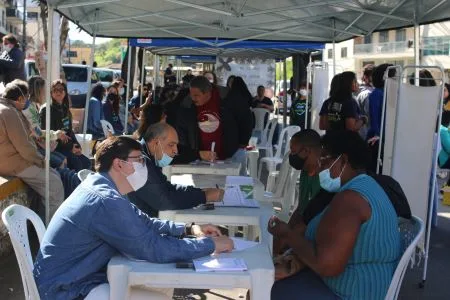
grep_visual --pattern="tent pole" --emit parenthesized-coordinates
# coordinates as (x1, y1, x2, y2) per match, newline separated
(140, 48, 146, 106)
(83, 9, 98, 139)
(332, 18, 336, 76)
(283, 58, 287, 127)
(414, 22, 420, 86)
(44, 6, 54, 225)
(153, 53, 157, 97)
(274, 59, 277, 117)
(125, 44, 132, 133)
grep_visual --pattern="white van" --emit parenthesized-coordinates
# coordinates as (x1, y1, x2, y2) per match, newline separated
(94, 67, 115, 89)
(62, 64, 98, 108)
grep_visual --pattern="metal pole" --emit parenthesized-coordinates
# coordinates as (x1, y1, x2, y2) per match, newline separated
(283, 58, 287, 127)
(83, 9, 98, 139)
(153, 53, 157, 97)
(22, 0, 26, 53)
(44, 7, 54, 225)
(274, 59, 277, 117)
(124, 44, 132, 133)
(414, 22, 420, 86)
(140, 48, 145, 106)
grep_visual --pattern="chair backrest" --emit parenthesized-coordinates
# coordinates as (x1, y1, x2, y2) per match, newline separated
(260, 118, 278, 146)
(2, 204, 46, 300)
(272, 154, 292, 198)
(273, 126, 301, 158)
(78, 169, 95, 182)
(100, 119, 115, 136)
(252, 108, 271, 131)
(384, 216, 424, 300)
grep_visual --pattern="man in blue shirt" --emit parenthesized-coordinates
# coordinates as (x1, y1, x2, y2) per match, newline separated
(33, 136, 233, 300)
(128, 123, 224, 216)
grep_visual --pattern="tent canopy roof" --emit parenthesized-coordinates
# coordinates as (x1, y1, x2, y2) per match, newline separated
(46, 0, 449, 46)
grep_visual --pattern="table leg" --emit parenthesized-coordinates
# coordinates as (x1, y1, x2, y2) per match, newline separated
(249, 266, 274, 300)
(107, 263, 131, 300)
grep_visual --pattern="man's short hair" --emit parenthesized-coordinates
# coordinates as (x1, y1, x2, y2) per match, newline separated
(362, 64, 374, 81)
(143, 123, 172, 142)
(291, 129, 321, 149)
(190, 76, 212, 93)
(95, 136, 142, 172)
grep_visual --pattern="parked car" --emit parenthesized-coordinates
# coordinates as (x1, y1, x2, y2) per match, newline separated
(24, 59, 40, 80)
(94, 67, 115, 88)
(62, 64, 98, 108)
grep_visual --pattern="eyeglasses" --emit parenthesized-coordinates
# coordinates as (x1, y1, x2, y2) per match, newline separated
(52, 87, 65, 93)
(125, 155, 148, 167)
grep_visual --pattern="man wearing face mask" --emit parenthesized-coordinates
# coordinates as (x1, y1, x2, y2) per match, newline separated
(290, 84, 309, 128)
(0, 34, 25, 84)
(33, 136, 234, 300)
(127, 123, 224, 217)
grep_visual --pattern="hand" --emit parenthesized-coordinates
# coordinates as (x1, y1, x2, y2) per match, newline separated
(360, 115, 368, 125)
(72, 144, 82, 155)
(212, 236, 234, 254)
(203, 188, 224, 202)
(367, 136, 380, 146)
(192, 224, 222, 237)
(273, 236, 289, 256)
(59, 132, 71, 144)
(199, 151, 216, 162)
(274, 260, 291, 281)
(268, 216, 291, 238)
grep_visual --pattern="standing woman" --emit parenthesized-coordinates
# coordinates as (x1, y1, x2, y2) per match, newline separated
(102, 85, 124, 135)
(40, 79, 91, 172)
(319, 72, 366, 132)
(0, 34, 25, 84)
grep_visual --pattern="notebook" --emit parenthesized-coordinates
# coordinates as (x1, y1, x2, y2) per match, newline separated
(215, 185, 260, 208)
(193, 257, 248, 272)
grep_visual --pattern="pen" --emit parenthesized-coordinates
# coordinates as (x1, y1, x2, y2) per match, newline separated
(210, 142, 216, 164)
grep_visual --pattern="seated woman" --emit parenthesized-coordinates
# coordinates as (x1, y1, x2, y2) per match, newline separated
(269, 130, 401, 300)
(23, 76, 68, 169)
(40, 80, 91, 172)
(87, 83, 105, 139)
(102, 85, 124, 135)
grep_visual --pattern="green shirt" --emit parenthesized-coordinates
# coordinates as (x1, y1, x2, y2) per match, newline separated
(298, 172, 321, 215)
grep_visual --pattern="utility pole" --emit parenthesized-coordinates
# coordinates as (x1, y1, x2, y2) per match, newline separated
(22, 0, 26, 53)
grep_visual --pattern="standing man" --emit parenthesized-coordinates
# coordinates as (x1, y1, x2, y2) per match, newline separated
(176, 76, 253, 174)
(0, 34, 25, 84)
(34, 136, 233, 300)
(182, 69, 195, 86)
(128, 123, 224, 217)
(252, 85, 274, 112)
(356, 64, 374, 140)
(164, 64, 176, 86)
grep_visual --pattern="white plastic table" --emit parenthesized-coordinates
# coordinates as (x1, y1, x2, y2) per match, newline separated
(107, 244, 274, 300)
(163, 161, 241, 178)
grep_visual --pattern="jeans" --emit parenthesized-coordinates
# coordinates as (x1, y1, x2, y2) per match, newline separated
(271, 270, 340, 300)
(57, 168, 82, 199)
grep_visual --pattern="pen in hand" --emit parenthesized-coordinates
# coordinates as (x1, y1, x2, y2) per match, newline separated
(210, 141, 216, 164)
(216, 184, 224, 205)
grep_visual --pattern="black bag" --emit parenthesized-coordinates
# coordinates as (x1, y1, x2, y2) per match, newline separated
(368, 172, 412, 219)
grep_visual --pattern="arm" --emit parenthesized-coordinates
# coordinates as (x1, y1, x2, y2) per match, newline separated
(282, 190, 370, 277)
(319, 115, 329, 130)
(4, 110, 44, 167)
(440, 126, 450, 154)
(345, 118, 364, 132)
(0, 49, 24, 69)
(172, 143, 200, 164)
(128, 163, 206, 211)
(102, 102, 113, 124)
(90, 198, 215, 262)
(369, 94, 382, 137)
(89, 100, 104, 136)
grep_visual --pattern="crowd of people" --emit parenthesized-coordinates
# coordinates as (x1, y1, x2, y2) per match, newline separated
(1, 46, 444, 299)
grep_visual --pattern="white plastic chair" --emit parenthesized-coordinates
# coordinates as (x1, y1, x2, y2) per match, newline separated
(252, 108, 271, 132)
(100, 119, 115, 137)
(258, 125, 301, 181)
(257, 118, 278, 157)
(384, 216, 425, 300)
(78, 169, 95, 182)
(2, 204, 46, 300)
(262, 154, 299, 222)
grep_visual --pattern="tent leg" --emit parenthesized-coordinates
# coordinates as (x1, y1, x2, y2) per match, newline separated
(332, 18, 336, 76)
(283, 58, 287, 127)
(44, 7, 55, 225)
(140, 48, 146, 106)
(82, 10, 98, 139)
(125, 44, 132, 134)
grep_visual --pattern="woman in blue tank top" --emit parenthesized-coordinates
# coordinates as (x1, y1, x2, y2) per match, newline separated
(270, 130, 401, 300)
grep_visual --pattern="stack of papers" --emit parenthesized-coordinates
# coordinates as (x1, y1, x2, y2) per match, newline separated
(215, 185, 260, 208)
(231, 237, 259, 252)
(193, 257, 248, 272)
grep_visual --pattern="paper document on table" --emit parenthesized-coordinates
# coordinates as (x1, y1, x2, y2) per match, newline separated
(225, 176, 254, 186)
(193, 257, 248, 272)
(215, 185, 259, 208)
(231, 237, 259, 252)
(189, 160, 225, 165)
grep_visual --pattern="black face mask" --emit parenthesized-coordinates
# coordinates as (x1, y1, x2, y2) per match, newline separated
(289, 154, 306, 170)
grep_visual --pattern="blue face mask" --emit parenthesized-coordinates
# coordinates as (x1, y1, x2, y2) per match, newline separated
(319, 155, 346, 192)
(155, 142, 174, 167)
(23, 99, 31, 110)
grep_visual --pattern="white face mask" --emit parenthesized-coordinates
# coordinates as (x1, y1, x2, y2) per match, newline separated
(299, 89, 308, 97)
(4, 44, 13, 53)
(123, 161, 148, 191)
(119, 88, 124, 95)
